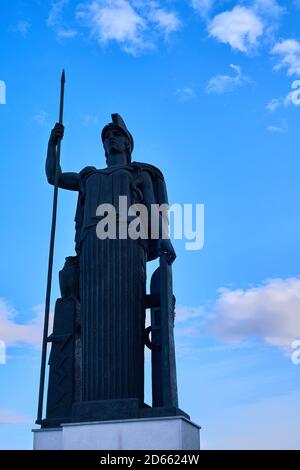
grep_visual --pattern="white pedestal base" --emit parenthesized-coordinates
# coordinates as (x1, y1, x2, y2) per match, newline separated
(33, 416, 200, 450)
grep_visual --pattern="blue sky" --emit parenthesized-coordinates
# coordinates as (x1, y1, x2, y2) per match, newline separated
(0, 0, 300, 449)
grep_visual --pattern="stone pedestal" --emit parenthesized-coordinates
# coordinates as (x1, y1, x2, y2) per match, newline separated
(33, 416, 200, 450)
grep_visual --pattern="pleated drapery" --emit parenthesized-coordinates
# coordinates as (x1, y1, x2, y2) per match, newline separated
(80, 230, 146, 402)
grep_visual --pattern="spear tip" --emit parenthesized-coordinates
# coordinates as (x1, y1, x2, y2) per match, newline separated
(61, 69, 66, 83)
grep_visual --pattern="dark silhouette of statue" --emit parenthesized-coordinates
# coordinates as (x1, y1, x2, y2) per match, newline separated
(43, 114, 188, 427)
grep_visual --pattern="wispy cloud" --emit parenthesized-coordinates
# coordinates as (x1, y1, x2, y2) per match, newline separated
(266, 97, 281, 112)
(175, 87, 197, 102)
(76, 0, 181, 55)
(0, 299, 51, 349)
(271, 39, 300, 76)
(253, 0, 285, 18)
(267, 120, 288, 133)
(48, 0, 78, 39)
(148, 7, 181, 36)
(191, 0, 284, 22)
(176, 305, 203, 322)
(33, 110, 48, 126)
(57, 28, 78, 38)
(266, 80, 300, 111)
(206, 64, 250, 94)
(80, 113, 100, 126)
(190, 0, 215, 19)
(11, 20, 31, 37)
(208, 6, 264, 53)
(47, 0, 70, 27)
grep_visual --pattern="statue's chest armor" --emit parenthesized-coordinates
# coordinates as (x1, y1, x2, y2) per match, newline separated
(83, 167, 136, 228)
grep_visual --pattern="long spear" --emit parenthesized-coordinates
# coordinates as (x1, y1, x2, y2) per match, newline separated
(37, 70, 65, 424)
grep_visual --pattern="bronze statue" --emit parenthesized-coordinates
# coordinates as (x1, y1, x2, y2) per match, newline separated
(38, 75, 188, 426)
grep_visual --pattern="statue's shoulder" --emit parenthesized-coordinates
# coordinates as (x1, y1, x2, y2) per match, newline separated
(79, 166, 97, 178)
(77, 166, 97, 194)
(132, 162, 165, 181)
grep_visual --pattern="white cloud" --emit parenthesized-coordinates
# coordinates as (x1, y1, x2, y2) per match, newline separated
(209, 277, 300, 349)
(272, 39, 300, 76)
(57, 28, 78, 38)
(77, 0, 146, 50)
(190, 0, 214, 19)
(149, 7, 181, 35)
(47, 0, 70, 26)
(33, 110, 48, 126)
(254, 0, 284, 18)
(175, 326, 202, 338)
(76, 0, 181, 54)
(172, 305, 203, 339)
(11, 20, 31, 37)
(175, 87, 197, 102)
(267, 120, 288, 133)
(175, 305, 203, 322)
(77, 0, 147, 53)
(48, 0, 78, 39)
(191, 0, 283, 21)
(208, 6, 264, 53)
(267, 81, 300, 111)
(80, 113, 100, 126)
(206, 64, 250, 94)
(0, 299, 51, 349)
(266, 97, 281, 112)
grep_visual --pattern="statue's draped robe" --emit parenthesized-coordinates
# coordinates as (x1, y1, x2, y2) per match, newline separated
(75, 163, 168, 403)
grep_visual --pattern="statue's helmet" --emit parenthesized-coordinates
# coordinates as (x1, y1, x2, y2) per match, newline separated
(101, 113, 134, 155)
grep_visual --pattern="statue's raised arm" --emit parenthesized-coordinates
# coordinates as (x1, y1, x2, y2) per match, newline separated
(46, 123, 80, 191)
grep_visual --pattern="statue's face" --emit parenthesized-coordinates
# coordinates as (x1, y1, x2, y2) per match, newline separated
(103, 127, 129, 156)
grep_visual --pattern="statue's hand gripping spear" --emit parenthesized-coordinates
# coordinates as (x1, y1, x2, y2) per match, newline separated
(36, 70, 65, 424)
